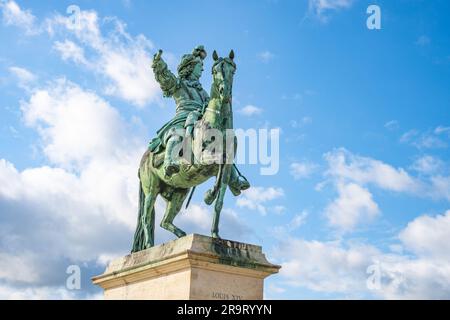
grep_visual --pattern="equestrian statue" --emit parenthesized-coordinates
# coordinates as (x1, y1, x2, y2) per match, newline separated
(132, 46, 250, 252)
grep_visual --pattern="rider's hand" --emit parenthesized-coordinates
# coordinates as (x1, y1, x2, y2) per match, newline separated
(151, 50, 163, 69)
(153, 49, 163, 62)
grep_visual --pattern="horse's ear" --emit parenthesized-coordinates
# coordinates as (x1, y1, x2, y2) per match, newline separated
(213, 50, 219, 61)
(229, 50, 235, 60)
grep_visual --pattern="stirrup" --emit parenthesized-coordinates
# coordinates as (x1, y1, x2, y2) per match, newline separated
(164, 162, 180, 177)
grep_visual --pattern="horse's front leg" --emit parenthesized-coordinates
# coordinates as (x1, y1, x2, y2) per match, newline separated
(211, 164, 231, 238)
(204, 163, 223, 205)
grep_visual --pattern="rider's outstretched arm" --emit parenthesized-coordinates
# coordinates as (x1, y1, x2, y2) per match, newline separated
(152, 50, 178, 97)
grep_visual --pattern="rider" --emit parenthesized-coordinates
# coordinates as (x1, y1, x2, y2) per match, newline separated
(149, 46, 208, 177)
(149, 46, 249, 194)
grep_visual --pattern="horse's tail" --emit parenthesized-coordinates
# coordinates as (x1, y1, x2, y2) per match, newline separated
(131, 176, 145, 253)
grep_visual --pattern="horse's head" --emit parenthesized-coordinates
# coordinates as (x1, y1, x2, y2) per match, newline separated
(193, 50, 236, 166)
(212, 50, 236, 104)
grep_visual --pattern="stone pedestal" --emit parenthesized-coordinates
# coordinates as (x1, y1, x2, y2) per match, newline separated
(92, 234, 280, 300)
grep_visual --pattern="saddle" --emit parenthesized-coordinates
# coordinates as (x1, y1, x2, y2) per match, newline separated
(139, 148, 165, 170)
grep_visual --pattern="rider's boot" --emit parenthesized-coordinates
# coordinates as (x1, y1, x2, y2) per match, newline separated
(163, 136, 181, 177)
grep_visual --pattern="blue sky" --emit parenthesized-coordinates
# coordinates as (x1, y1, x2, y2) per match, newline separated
(0, 0, 449, 299)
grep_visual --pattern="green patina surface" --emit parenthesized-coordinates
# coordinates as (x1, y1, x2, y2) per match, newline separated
(131, 47, 250, 253)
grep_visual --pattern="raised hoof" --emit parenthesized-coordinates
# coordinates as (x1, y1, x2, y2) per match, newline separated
(240, 179, 250, 191)
(229, 185, 241, 196)
(229, 178, 250, 196)
(204, 189, 215, 205)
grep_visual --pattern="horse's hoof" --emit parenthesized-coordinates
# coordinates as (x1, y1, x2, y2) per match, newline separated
(174, 229, 186, 238)
(229, 185, 241, 196)
(239, 179, 250, 191)
(211, 232, 221, 239)
(145, 242, 154, 249)
(164, 163, 180, 177)
(229, 178, 250, 196)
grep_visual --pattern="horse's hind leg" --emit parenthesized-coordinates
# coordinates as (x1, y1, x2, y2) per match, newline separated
(211, 183, 227, 239)
(142, 193, 157, 248)
(160, 189, 189, 238)
(141, 172, 159, 249)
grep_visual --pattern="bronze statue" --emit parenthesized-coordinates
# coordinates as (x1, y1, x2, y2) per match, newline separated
(132, 47, 249, 252)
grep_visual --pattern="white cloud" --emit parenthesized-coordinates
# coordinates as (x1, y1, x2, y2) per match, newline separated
(0, 77, 147, 298)
(377, 257, 450, 299)
(381, 210, 450, 299)
(274, 211, 450, 299)
(0, 0, 39, 35)
(324, 148, 419, 193)
(410, 155, 444, 175)
(8, 66, 36, 89)
(290, 161, 318, 179)
(21, 78, 133, 170)
(46, 9, 160, 107)
(308, 0, 354, 22)
(399, 210, 450, 261)
(416, 135, 447, 149)
(258, 50, 274, 63)
(384, 120, 399, 131)
(321, 148, 450, 232)
(236, 186, 284, 215)
(9, 66, 36, 83)
(122, 0, 132, 9)
(239, 104, 262, 116)
(290, 117, 312, 128)
(274, 238, 377, 293)
(321, 149, 450, 232)
(435, 126, 450, 135)
(272, 205, 286, 215)
(271, 210, 309, 237)
(53, 40, 89, 66)
(0, 252, 40, 284)
(0, 159, 136, 288)
(282, 93, 303, 101)
(400, 129, 448, 149)
(429, 175, 450, 202)
(179, 204, 211, 231)
(1, 57, 252, 297)
(399, 129, 418, 143)
(0, 283, 80, 300)
(324, 182, 380, 232)
(2, 3, 160, 107)
(178, 206, 250, 240)
(290, 211, 308, 230)
(267, 283, 286, 295)
(37, 84, 140, 225)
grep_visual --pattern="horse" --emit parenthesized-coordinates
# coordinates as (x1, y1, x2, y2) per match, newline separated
(132, 50, 244, 252)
